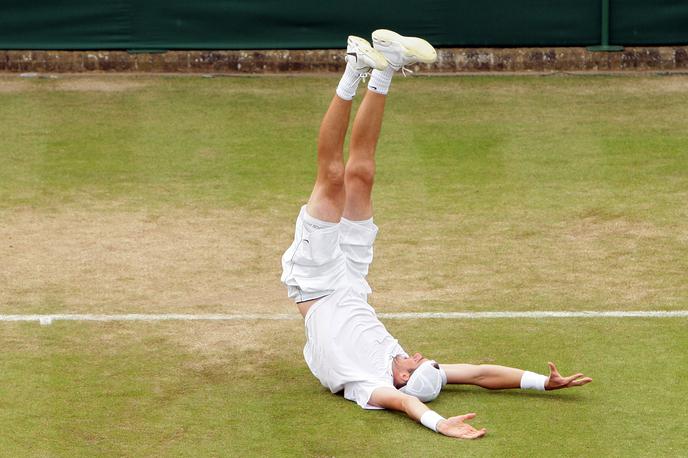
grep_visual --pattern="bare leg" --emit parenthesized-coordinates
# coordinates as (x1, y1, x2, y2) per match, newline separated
(342, 90, 387, 220)
(306, 95, 352, 222)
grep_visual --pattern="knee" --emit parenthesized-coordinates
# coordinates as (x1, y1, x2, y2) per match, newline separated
(321, 162, 345, 189)
(345, 160, 375, 186)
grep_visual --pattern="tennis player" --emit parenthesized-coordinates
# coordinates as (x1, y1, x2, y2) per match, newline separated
(281, 30, 592, 439)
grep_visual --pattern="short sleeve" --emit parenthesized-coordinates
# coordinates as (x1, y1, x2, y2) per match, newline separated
(344, 380, 394, 410)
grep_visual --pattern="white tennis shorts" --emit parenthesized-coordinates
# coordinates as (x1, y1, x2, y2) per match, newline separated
(281, 205, 378, 302)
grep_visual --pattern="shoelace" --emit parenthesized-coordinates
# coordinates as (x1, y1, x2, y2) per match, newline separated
(400, 66, 414, 77)
(357, 71, 371, 83)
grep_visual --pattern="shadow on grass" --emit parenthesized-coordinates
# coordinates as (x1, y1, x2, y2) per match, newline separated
(440, 385, 588, 402)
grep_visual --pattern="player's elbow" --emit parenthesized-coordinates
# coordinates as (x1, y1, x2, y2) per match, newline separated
(399, 393, 423, 414)
(472, 364, 508, 389)
(472, 364, 495, 386)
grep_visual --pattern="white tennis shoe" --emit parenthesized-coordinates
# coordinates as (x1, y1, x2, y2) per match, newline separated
(372, 29, 437, 73)
(345, 35, 388, 74)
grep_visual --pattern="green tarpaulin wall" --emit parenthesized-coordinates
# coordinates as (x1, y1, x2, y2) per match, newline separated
(0, 0, 686, 49)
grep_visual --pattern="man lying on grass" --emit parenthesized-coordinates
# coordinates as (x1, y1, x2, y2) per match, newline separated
(281, 29, 592, 439)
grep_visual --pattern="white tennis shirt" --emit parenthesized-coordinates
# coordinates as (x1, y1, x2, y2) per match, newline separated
(303, 287, 408, 409)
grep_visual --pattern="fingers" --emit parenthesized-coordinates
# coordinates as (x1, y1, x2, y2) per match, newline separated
(444, 413, 486, 439)
(462, 428, 487, 439)
(456, 412, 476, 421)
(570, 377, 593, 387)
(447, 425, 487, 439)
(445, 413, 476, 423)
(557, 374, 592, 388)
(564, 372, 584, 384)
(548, 361, 559, 375)
(447, 412, 487, 439)
(550, 362, 592, 386)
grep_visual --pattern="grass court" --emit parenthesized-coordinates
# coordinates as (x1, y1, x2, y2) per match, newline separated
(1, 74, 687, 456)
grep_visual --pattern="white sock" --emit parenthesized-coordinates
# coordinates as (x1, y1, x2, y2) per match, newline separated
(336, 63, 364, 101)
(367, 66, 395, 95)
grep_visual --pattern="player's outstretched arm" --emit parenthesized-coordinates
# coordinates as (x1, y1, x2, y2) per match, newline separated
(368, 387, 486, 439)
(439, 361, 592, 391)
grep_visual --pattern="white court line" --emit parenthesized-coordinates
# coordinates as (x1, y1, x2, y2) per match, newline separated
(1, 310, 687, 325)
(381, 311, 688, 319)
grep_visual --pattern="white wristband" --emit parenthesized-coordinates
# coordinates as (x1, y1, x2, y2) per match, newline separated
(420, 410, 445, 432)
(520, 371, 548, 391)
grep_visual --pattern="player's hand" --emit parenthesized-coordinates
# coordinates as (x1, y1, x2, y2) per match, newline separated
(437, 413, 486, 439)
(545, 362, 592, 390)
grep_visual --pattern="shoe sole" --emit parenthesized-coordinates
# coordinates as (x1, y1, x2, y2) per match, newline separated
(372, 29, 437, 64)
(348, 35, 389, 71)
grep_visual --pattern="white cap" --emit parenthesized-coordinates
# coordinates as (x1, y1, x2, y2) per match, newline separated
(399, 360, 447, 402)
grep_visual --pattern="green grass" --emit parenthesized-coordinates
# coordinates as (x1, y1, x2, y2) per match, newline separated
(1, 77, 324, 210)
(1, 74, 687, 455)
(2, 76, 687, 217)
(1, 319, 686, 456)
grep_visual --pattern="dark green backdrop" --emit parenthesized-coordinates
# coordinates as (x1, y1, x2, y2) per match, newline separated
(1, 0, 686, 49)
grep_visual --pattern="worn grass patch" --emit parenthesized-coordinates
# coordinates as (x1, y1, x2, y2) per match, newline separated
(0, 206, 287, 314)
